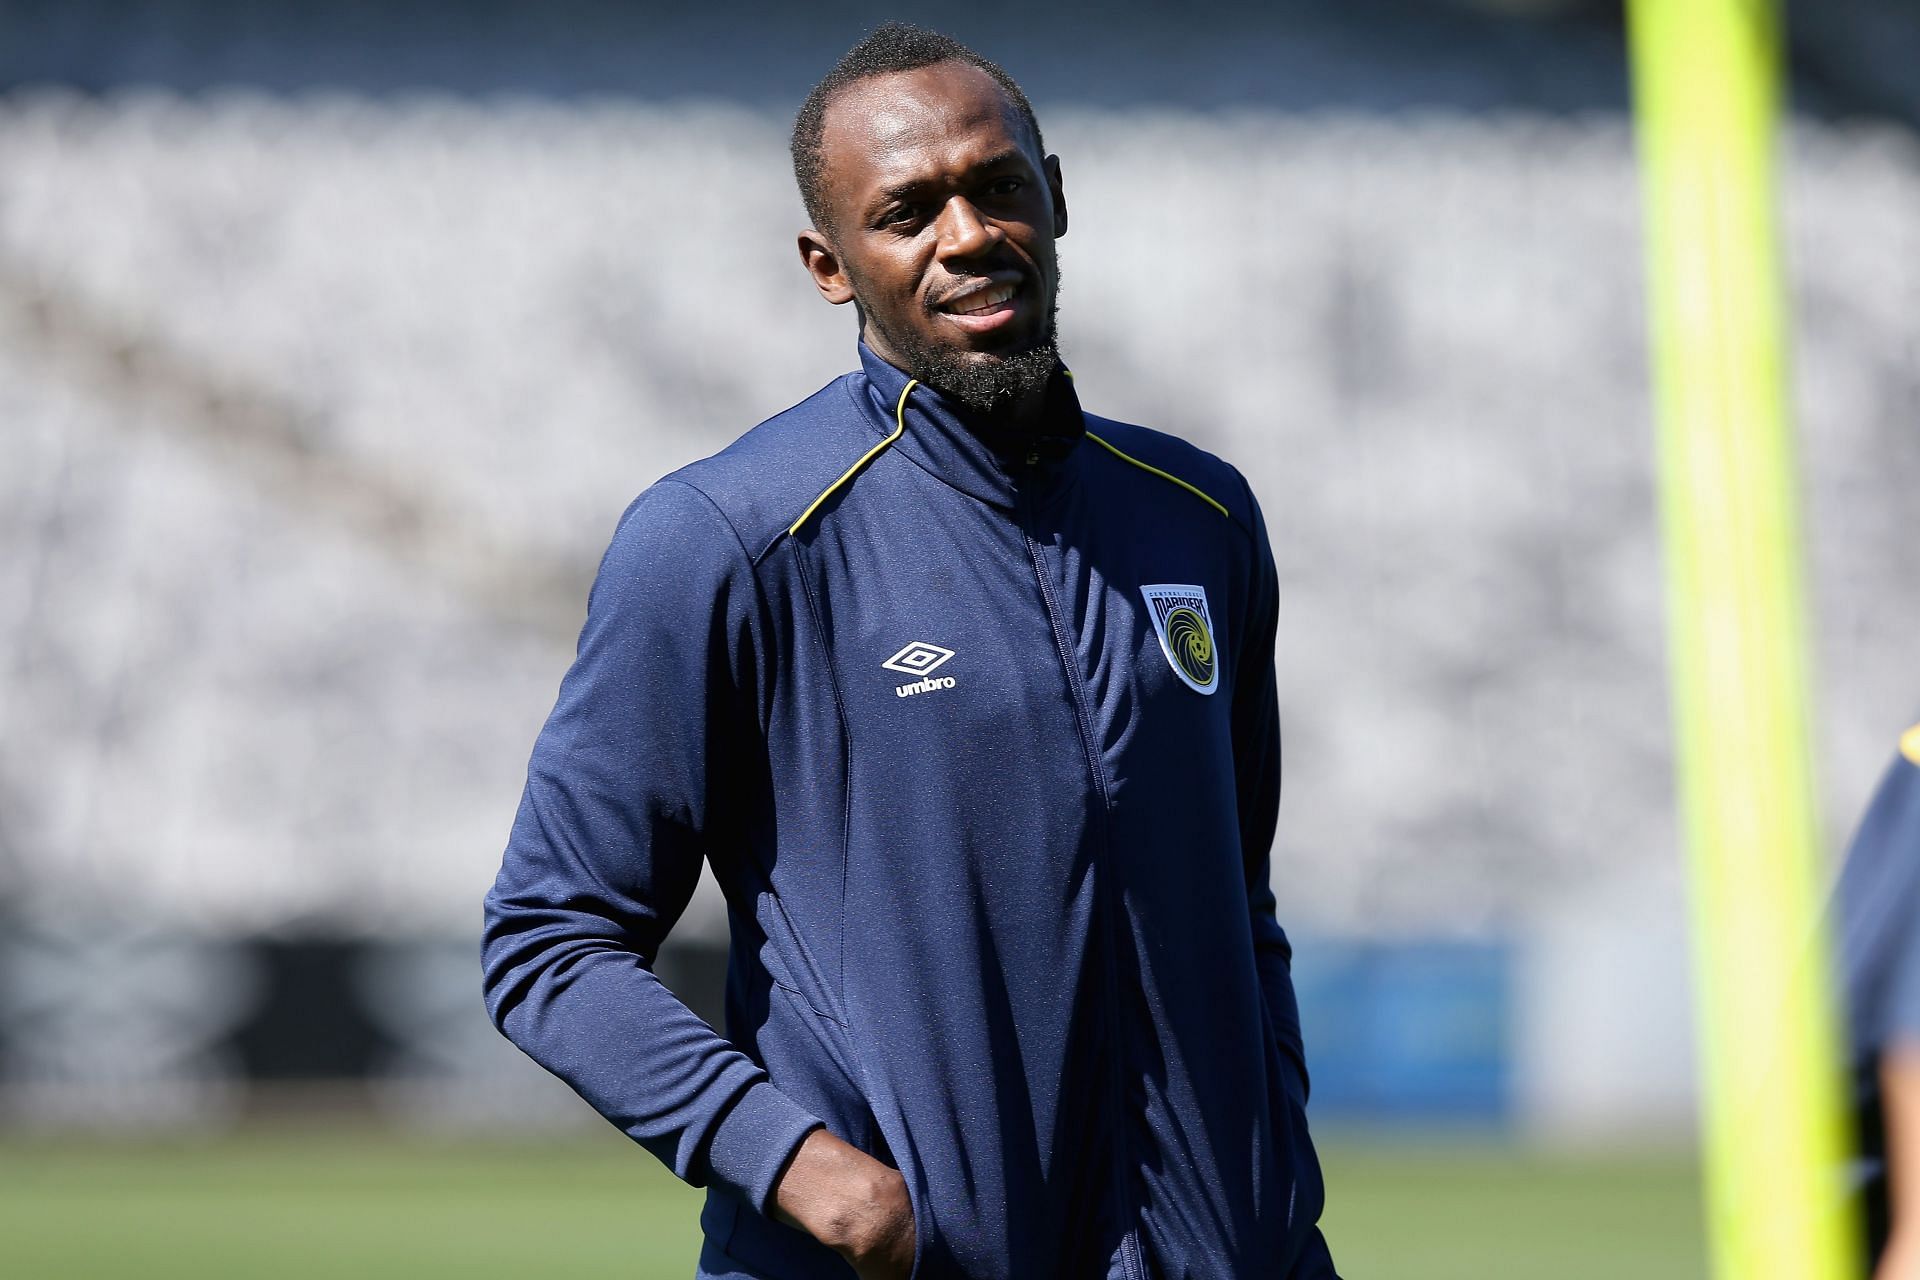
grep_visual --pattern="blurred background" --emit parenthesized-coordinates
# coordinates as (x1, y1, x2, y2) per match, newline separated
(3, 1, 1918, 1276)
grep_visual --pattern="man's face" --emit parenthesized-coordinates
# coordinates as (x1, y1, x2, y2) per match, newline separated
(799, 61, 1068, 412)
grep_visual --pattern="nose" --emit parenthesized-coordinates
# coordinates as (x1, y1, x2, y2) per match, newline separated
(934, 197, 1004, 261)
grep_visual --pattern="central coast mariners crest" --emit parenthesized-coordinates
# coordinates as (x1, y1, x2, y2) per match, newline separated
(1140, 584, 1220, 695)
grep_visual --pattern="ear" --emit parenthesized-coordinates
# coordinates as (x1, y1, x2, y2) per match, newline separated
(797, 229, 856, 305)
(1045, 155, 1068, 238)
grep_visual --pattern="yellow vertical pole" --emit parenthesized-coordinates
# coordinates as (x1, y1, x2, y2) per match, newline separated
(1625, 3, 1854, 1277)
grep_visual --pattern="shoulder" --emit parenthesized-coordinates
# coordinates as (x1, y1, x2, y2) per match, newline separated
(591, 375, 874, 592)
(653, 374, 883, 562)
(1839, 716, 1920, 1035)
(1081, 413, 1260, 539)
(1839, 719, 1920, 914)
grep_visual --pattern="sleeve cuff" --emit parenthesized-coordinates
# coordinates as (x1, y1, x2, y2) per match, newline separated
(703, 1079, 824, 1215)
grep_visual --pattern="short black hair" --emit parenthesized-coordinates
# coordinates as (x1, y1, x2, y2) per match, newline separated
(791, 22, 1045, 233)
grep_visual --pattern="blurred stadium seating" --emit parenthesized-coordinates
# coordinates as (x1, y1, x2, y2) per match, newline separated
(2, 21, 1918, 1144)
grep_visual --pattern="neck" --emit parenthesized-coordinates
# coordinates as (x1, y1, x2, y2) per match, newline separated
(982, 382, 1053, 432)
(856, 340, 1085, 494)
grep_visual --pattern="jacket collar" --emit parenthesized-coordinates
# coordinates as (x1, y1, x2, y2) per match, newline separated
(855, 341, 1084, 512)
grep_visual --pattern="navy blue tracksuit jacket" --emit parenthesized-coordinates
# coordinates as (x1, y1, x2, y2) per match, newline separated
(1837, 720, 1920, 1263)
(483, 343, 1336, 1279)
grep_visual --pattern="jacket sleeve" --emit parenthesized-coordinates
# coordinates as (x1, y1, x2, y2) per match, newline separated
(1839, 734, 1920, 1055)
(1233, 475, 1312, 1110)
(481, 479, 821, 1213)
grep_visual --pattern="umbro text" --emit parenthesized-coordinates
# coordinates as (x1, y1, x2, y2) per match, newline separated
(895, 676, 957, 698)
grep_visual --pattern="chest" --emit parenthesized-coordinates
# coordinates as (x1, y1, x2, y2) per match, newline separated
(786, 466, 1244, 795)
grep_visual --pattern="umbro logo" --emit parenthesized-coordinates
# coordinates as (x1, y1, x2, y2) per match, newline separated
(883, 641, 957, 698)
(882, 642, 954, 676)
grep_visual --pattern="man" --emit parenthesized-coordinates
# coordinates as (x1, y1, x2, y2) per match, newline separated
(484, 23, 1337, 1279)
(1838, 718, 1920, 1279)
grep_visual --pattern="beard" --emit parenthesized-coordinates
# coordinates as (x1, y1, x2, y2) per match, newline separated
(906, 338, 1061, 416)
(860, 266, 1063, 417)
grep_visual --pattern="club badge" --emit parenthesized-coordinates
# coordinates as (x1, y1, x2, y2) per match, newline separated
(1140, 584, 1219, 695)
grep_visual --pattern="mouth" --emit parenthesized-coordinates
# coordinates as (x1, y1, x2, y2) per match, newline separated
(933, 274, 1026, 335)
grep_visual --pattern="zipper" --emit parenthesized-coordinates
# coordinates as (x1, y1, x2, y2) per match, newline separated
(1016, 472, 1147, 1280)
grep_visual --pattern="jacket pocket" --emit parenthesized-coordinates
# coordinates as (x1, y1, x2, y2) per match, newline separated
(903, 1173, 930, 1280)
(719, 1198, 850, 1280)
(761, 886, 845, 1026)
(864, 1101, 933, 1280)
(763, 981, 880, 1153)
(713, 1121, 926, 1280)
(1282, 1091, 1326, 1241)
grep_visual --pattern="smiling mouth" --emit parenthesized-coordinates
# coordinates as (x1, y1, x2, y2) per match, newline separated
(934, 277, 1026, 334)
(941, 280, 1020, 315)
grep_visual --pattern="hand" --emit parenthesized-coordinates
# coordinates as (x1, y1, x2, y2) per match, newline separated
(773, 1128, 916, 1279)
(1879, 1229, 1920, 1280)
(1881, 1048, 1920, 1280)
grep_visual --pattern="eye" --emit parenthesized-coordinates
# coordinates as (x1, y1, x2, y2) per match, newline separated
(878, 200, 932, 230)
(985, 177, 1025, 198)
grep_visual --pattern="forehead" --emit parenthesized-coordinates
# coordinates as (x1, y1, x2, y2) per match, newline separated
(817, 62, 1035, 206)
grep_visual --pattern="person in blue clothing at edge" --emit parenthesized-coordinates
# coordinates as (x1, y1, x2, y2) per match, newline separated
(483, 21, 1338, 1280)
(1838, 717, 1920, 1279)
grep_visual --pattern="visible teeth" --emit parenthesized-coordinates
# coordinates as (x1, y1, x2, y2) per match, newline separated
(949, 283, 1016, 315)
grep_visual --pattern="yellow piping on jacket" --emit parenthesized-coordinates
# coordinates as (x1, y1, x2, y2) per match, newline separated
(1059, 370, 1229, 519)
(1084, 432, 1230, 519)
(789, 374, 1230, 531)
(788, 379, 917, 537)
